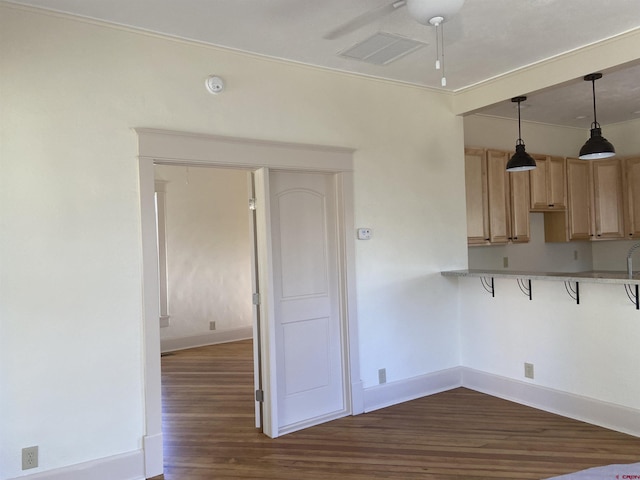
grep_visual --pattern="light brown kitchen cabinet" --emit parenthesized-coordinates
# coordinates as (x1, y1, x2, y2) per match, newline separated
(566, 158, 593, 240)
(529, 154, 566, 211)
(592, 158, 625, 239)
(623, 156, 640, 238)
(465, 149, 530, 245)
(508, 159, 531, 243)
(464, 148, 490, 245)
(486, 150, 511, 243)
(566, 157, 625, 240)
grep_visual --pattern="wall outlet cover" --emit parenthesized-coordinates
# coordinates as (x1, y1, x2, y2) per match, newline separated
(22, 446, 38, 470)
(524, 362, 534, 379)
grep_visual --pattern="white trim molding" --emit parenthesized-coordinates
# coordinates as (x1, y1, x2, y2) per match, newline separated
(363, 367, 463, 413)
(462, 368, 640, 438)
(161, 326, 253, 353)
(7, 451, 144, 480)
(362, 366, 640, 438)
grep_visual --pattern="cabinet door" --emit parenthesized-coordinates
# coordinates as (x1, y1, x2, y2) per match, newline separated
(530, 155, 566, 211)
(529, 154, 550, 210)
(486, 150, 511, 244)
(510, 169, 530, 242)
(464, 148, 490, 245)
(547, 156, 567, 209)
(566, 158, 593, 240)
(624, 157, 640, 238)
(592, 158, 625, 239)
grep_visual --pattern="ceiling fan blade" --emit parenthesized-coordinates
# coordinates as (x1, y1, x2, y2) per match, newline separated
(323, 1, 406, 40)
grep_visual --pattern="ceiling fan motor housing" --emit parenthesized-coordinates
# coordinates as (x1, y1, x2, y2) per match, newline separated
(406, 0, 465, 24)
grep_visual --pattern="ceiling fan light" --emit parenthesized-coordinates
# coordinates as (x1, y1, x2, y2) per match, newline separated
(579, 127, 616, 160)
(506, 144, 537, 172)
(406, 0, 465, 25)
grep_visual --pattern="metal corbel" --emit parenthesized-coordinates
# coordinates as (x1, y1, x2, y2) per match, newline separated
(564, 281, 580, 305)
(480, 277, 494, 297)
(624, 284, 639, 310)
(516, 278, 532, 300)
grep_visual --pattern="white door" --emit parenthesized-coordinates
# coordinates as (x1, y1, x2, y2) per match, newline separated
(255, 169, 348, 436)
(270, 170, 347, 431)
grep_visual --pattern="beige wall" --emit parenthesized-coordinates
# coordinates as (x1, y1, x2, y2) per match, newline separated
(154, 165, 253, 349)
(0, 5, 466, 478)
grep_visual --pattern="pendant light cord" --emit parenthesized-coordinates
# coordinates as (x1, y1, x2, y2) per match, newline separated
(440, 23, 446, 86)
(591, 77, 599, 128)
(517, 99, 523, 145)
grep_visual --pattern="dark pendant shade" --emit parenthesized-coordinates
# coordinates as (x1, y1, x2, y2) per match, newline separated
(506, 96, 536, 172)
(506, 143, 537, 171)
(579, 126, 615, 160)
(579, 73, 615, 160)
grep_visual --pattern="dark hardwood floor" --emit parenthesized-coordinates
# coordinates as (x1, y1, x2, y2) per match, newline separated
(160, 340, 640, 479)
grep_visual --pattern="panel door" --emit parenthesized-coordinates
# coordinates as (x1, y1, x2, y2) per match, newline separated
(529, 154, 550, 211)
(566, 158, 593, 240)
(464, 148, 490, 245)
(486, 150, 511, 244)
(269, 170, 346, 432)
(624, 157, 640, 238)
(509, 169, 530, 243)
(547, 155, 567, 210)
(592, 158, 625, 239)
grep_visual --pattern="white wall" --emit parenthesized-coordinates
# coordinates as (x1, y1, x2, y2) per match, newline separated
(0, 5, 466, 478)
(154, 165, 253, 350)
(467, 213, 594, 272)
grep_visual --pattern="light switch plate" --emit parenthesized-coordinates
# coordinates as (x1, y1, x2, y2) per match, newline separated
(357, 228, 372, 240)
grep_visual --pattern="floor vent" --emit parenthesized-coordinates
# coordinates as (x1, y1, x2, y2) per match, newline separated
(338, 32, 427, 65)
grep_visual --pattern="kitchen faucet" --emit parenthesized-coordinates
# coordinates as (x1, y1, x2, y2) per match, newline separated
(627, 242, 640, 278)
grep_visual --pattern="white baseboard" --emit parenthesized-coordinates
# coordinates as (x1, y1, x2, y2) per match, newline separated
(462, 367, 640, 438)
(161, 326, 252, 353)
(351, 380, 365, 415)
(363, 366, 463, 413)
(143, 433, 163, 478)
(361, 366, 640, 438)
(8, 450, 145, 480)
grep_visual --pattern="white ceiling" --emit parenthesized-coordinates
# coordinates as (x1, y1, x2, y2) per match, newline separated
(9, 0, 640, 127)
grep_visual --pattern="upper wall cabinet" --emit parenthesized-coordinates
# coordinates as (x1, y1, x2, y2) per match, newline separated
(529, 155, 566, 211)
(566, 157, 625, 241)
(464, 148, 490, 245)
(465, 148, 530, 245)
(623, 157, 640, 238)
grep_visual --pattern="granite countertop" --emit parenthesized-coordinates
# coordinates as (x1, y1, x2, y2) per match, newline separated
(441, 269, 640, 285)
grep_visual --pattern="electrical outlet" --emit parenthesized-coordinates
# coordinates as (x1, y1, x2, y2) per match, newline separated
(22, 446, 38, 470)
(503, 257, 509, 268)
(209, 321, 216, 331)
(524, 362, 534, 379)
(378, 368, 386, 384)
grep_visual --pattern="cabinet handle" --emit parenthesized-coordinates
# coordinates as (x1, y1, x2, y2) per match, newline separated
(548, 204, 554, 207)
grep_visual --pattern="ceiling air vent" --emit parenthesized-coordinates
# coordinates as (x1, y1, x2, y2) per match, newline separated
(339, 32, 427, 66)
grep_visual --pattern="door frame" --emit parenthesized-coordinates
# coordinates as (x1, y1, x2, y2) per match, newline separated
(136, 128, 363, 477)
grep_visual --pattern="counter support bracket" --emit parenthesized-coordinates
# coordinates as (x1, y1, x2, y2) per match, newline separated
(564, 281, 580, 305)
(517, 279, 532, 300)
(480, 277, 494, 297)
(624, 284, 639, 310)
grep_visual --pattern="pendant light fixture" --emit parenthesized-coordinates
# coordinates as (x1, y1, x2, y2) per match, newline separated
(506, 96, 537, 172)
(406, 0, 465, 87)
(579, 73, 615, 160)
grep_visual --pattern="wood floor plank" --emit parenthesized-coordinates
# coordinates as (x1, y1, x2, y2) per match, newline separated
(160, 340, 640, 479)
